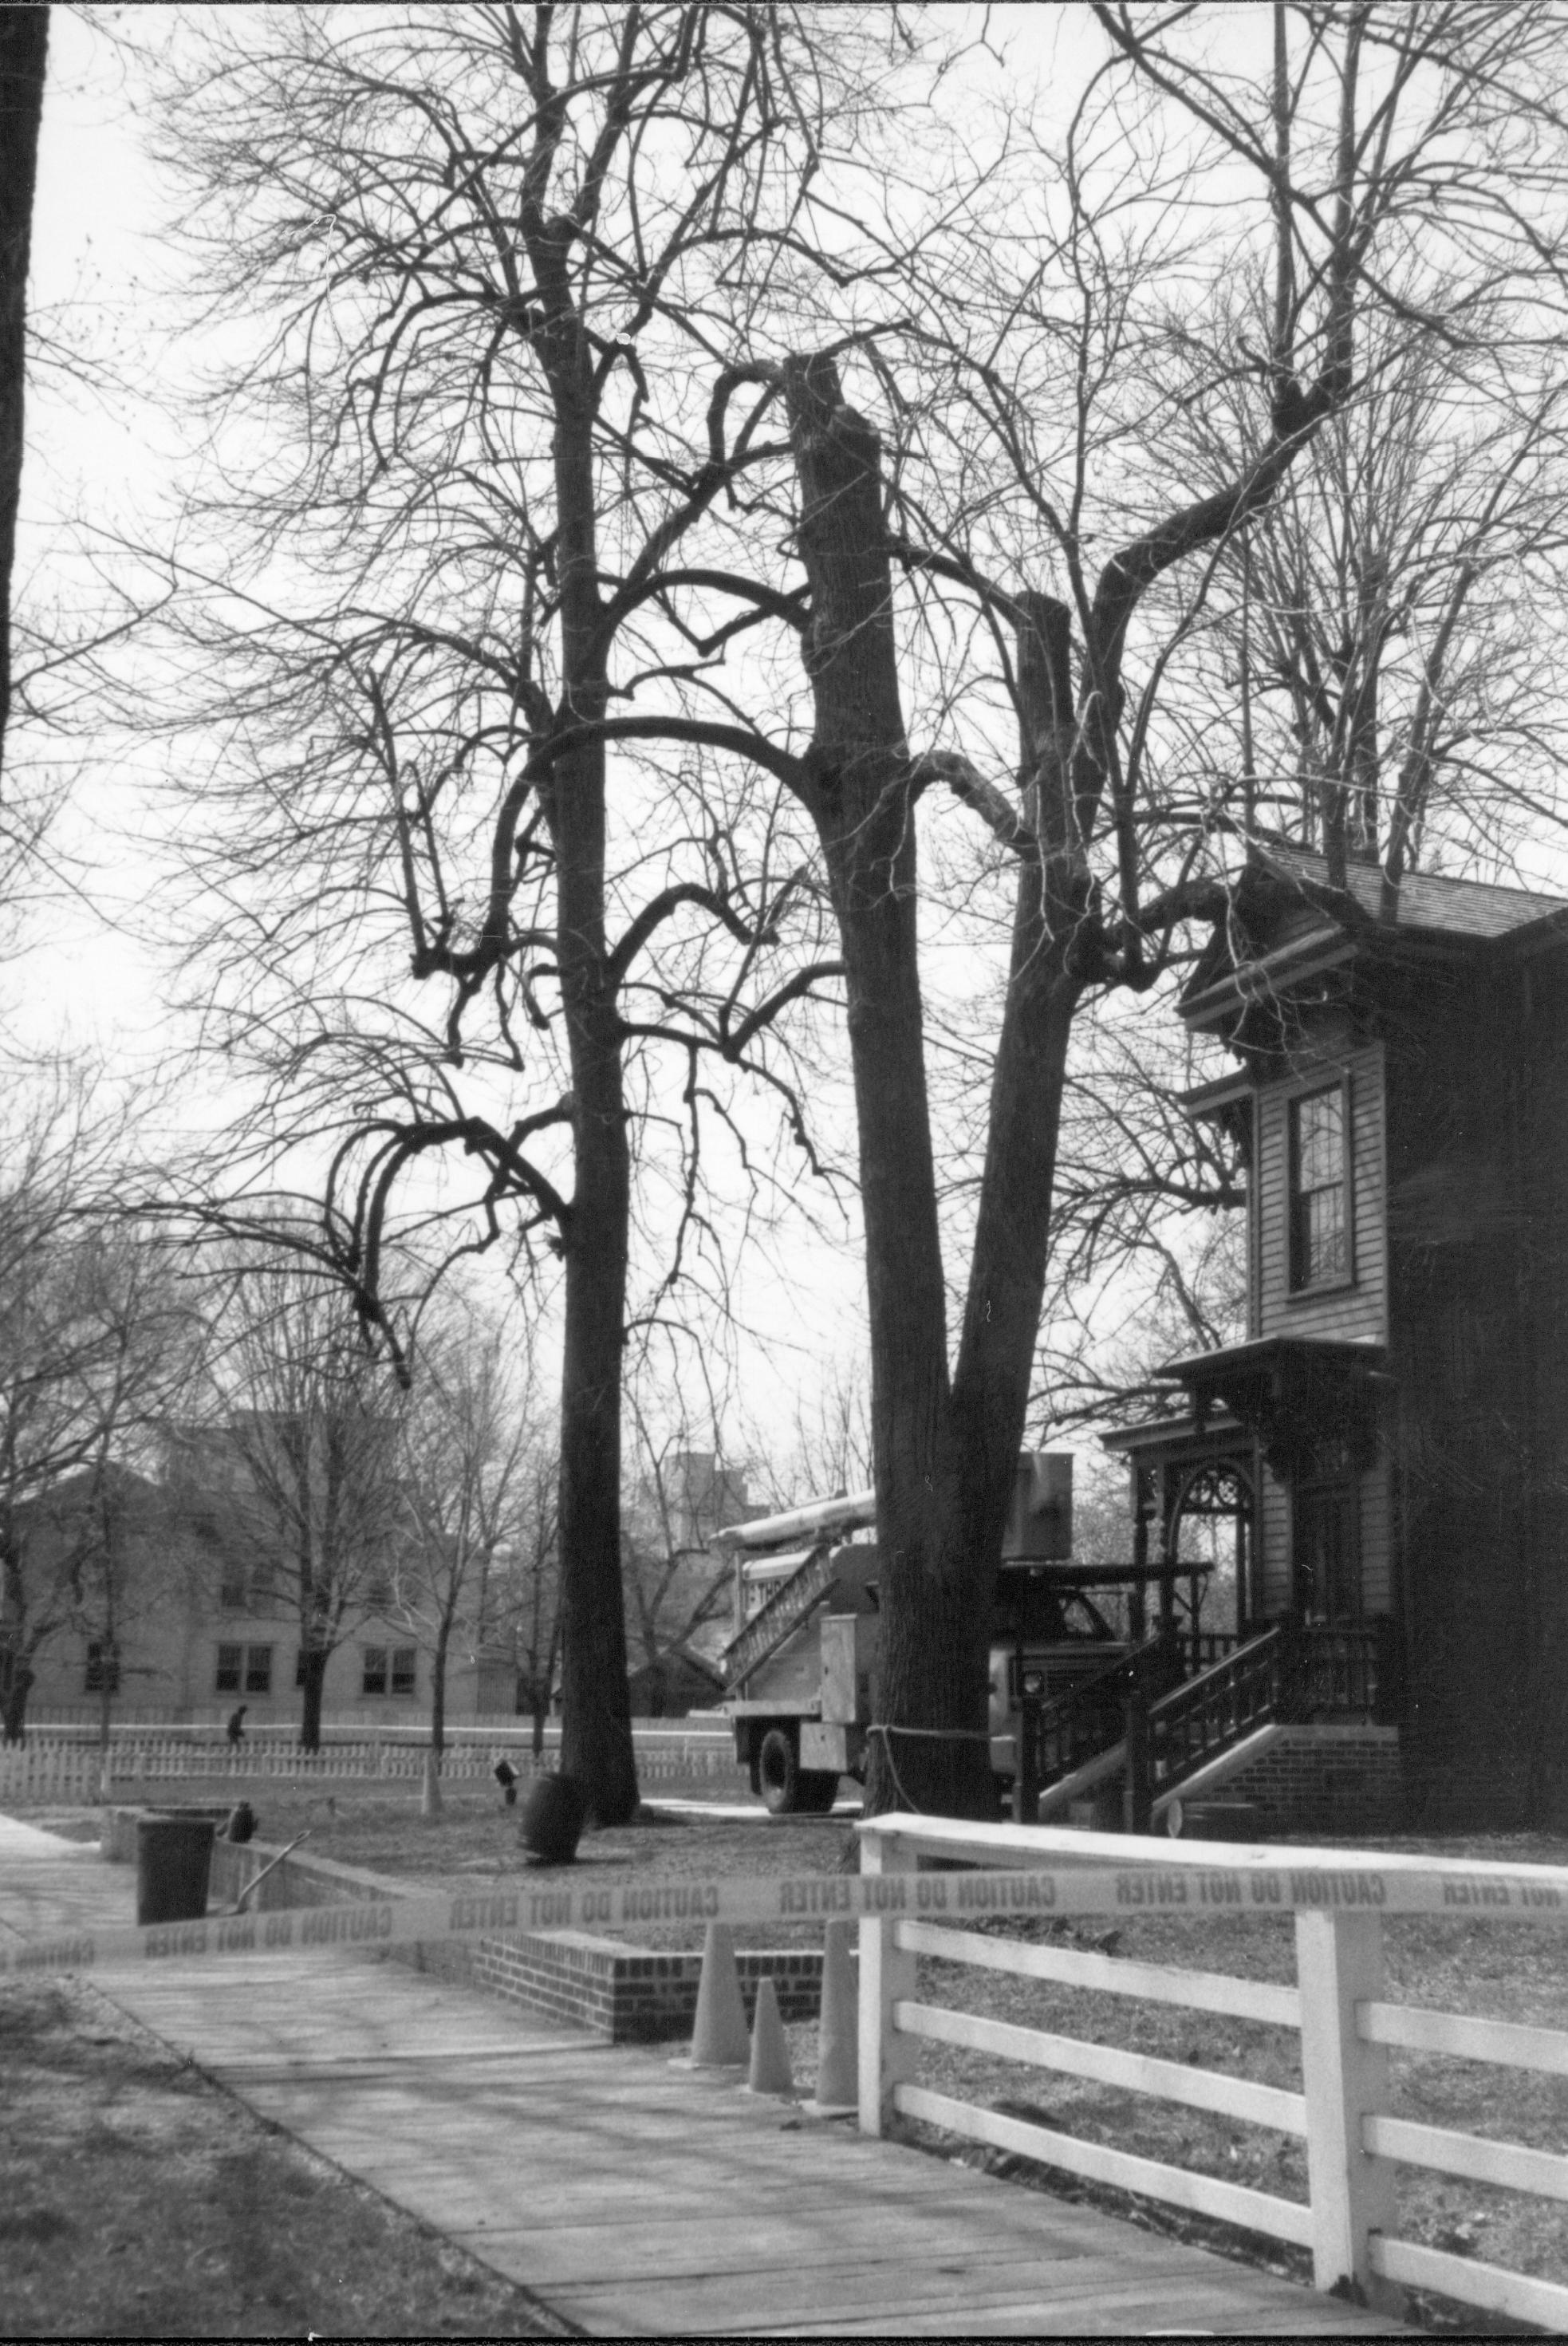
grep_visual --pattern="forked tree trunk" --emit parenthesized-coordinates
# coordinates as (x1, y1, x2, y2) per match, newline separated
(782, 359, 1092, 1818)
(782, 353, 990, 1816)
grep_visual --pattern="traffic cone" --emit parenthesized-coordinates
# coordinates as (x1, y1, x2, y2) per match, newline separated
(689, 1922, 750, 2067)
(745, 1976, 794, 2096)
(810, 1918, 858, 2112)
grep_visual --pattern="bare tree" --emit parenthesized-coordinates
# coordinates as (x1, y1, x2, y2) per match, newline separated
(0, 1067, 197, 1738)
(748, 2, 1568, 1811)
(145, 6, 1568, 1827)
(185, 1254, 405, 1751)
(621, 1399, 756, 1709)
(392, 1287, 551, 1785)
(151, 4, 920, 1820)
(495, 1437, 562, 1760)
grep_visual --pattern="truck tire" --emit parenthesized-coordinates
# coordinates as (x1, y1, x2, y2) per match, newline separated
(758, 1726, 803, 1815)
(758, 1727, 839, 1816)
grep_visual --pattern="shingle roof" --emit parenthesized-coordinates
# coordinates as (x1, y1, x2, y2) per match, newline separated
(1257, 844, 1568, 943)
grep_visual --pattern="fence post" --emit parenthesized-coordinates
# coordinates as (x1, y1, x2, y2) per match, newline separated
(1295, 1907, 1401, 2316)
(857, 1829, 917, 2139)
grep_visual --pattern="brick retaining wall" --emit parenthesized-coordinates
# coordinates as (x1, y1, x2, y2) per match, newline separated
(105, 1817, 825, 2042)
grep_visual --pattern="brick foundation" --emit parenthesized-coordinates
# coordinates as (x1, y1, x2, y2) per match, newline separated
(1185, 1725, 1404, 1838)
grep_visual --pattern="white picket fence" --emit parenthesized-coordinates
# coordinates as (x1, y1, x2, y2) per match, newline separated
(0, 1725, 735, 1805)
(859, 1816, 1568, 2333)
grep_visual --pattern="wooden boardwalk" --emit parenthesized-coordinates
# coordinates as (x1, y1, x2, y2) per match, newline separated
(0, 1817, 1405, 2336)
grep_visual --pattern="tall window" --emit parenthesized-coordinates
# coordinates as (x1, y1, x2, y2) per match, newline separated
(390, 1647, 417, 1698)
(84, 1642, 120, 1695)
(215, 1642, 271, 1694)
(1289, 1084, 1349, 1291)
(362, 1646, 388, 1696)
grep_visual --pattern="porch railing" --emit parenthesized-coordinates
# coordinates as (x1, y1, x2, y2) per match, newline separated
(1017, 1619, 1386, 1825)
(1022, 1631, 1185, 1798)
(1147, 1622, 1293, 1789)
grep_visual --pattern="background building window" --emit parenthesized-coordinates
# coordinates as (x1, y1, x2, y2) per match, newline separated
(1289, 1084, 1349, 1290)
(390, 1647, 416, 1697)
(219, 1565, 249, 1611)
(84, 1642, 120, 1695)
(366, 1571, 394, 1611)
(244, 1645, 274, 1694)
(362, 1646, 388, 1696)
(215, 1642, 243, 1693)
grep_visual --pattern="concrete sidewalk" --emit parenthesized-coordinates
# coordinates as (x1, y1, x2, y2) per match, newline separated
(0, 1815, 1405, 2337)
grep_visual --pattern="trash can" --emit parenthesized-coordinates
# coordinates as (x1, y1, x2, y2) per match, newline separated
(135, 1813, 217, 1926)
(519, 1772, 586, 1865)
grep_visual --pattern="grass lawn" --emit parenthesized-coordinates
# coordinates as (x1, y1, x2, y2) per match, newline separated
(0, 1974, 569, 2340)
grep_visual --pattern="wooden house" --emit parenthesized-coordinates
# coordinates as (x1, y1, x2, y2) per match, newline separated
(1105, 843, 1568, 1831)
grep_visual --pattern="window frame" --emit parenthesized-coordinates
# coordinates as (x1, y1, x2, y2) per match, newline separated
(1286, 1075, 1355, 1296)
(390, 1646, 417, 1698)
(215, 1642, 243, 1693)
(361, 1646, 388, 1697)
(243, 1644, 274, 1695)
(84, 1641, 120, 1695)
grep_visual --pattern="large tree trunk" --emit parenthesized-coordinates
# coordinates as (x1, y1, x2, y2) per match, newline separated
(950, 597, 1086, 1578)
(0, 4, 46, 774)
(545, 394, 638, 1828)
(298, 1646, 328, 1752)
(782, 353, 990, 1816)
(782, 365, 1095, 1820)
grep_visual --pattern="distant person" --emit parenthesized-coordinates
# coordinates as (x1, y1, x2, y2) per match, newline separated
(226, 1800, 256, 1843)
(227, 1704, 248, 1748)
(493, 1757, 518, 1808)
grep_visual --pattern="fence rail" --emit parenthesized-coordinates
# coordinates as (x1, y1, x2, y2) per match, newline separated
(857, 1816, 1568, 2333)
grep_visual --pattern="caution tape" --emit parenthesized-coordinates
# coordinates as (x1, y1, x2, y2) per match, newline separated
(5, 1855, 1568, 1981)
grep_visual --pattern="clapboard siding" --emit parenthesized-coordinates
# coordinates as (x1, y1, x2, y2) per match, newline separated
(1256, 1044, 1387, 1343)
(1259, 1466, 1292, 1615)
(1357, 1456, 1391, 1615)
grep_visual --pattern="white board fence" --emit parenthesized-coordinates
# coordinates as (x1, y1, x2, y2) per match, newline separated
(857, 1816, 1568, 2334)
